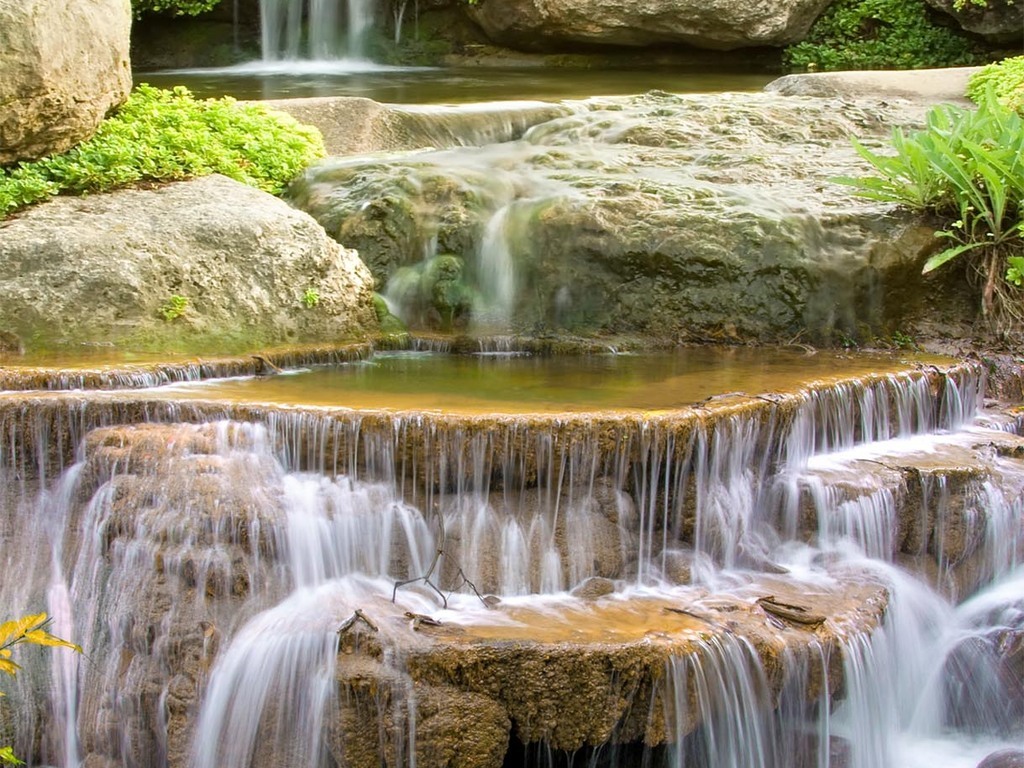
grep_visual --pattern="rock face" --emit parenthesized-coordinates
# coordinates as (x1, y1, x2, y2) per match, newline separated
(0, 0, 132, 165)
(0, 175, 377, 352)
(289, 92, 972, 344)
(466, 0, 833, 51)
(924, 0, 1023, 43)
(765, 67, 976, 105)
(262, 96, 569, 157)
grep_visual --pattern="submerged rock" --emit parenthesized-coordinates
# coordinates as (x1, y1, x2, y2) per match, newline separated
(0, 0, 132, 164)
(0, 174, 377, 352)
(290, 92, 969, 343)
(465, 0, 832, 51)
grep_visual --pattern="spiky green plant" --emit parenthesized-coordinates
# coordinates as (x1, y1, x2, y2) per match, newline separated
(837, 90, 1024, 328)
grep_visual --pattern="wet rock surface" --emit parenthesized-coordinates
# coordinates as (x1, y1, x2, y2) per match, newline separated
(263, 96, 569, 156)
(0, 175, 377, 353)
(290, 92, 971, 343)
(795, 428, 1024, 599)
(65, 422, 290, 768)
(0, 0, 131, 164)
(332, 572, 887, 758)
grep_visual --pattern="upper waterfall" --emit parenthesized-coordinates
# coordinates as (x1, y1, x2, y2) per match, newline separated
(260, 0, 373, 61)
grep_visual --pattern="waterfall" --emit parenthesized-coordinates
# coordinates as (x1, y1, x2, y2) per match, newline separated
(259, 0, 372, 61)
(1, 361, 1022, 767)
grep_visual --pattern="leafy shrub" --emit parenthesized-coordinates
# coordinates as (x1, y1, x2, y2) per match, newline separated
(837, 91, 1024, 328)
(0, 84, 325, 218)
(784, 0, 983, 71)
(131, 0, 222, 18)
(968, 56, 1024, 112)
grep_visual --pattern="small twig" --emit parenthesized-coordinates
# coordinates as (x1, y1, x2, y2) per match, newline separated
(338, 608, 379, 634)
(252, 355, 283, 376)
(446, 567, 487, 606)
(405, 612, 443, 631)
(393, 546, 448, 607)
(392, 508, 489, 609)
(756, 596, 826, 627)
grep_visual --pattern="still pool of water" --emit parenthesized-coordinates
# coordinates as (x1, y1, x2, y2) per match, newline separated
(137, 64, 776, 103)
(160, 348, 946, 414)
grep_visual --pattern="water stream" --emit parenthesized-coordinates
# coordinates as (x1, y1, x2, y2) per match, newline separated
(0, 352, 1020, 768)
(260, 0, 372, 61)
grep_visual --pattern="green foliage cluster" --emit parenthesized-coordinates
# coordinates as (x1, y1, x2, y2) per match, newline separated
(968, 56, 1024, 112)
(131, 0, 222, 18)
(0, 85, 325, 218)
(838, 91, 1024, 327)
(302, 288, 321, 308)
(159, 295, 190, 321)
(784, 0, 983, 71)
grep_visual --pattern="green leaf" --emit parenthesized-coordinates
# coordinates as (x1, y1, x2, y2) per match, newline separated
(922, 242, 987, 274)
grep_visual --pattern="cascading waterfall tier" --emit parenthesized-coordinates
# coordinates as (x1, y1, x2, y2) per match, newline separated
(0, 355, 1021, 768)
(260, 0, 373, 61)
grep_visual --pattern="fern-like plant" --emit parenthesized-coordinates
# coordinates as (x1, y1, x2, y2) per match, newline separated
(836, 89, 1024, 329)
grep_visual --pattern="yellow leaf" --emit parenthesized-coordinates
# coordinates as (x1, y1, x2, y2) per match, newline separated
(0, 658, 21, 677)
(0, 614, 46, 648)
(0, 745, 24, 765)
(23, 630, 81, 654)
(0, 650, 10, 659)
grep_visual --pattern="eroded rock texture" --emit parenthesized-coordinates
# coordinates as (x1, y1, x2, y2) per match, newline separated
(0, 174, 377, 352)
(466, 0, 833, 51)
(0, 0, 132, 164)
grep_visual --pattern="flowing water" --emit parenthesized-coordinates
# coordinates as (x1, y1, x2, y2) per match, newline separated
(0, 351, 1021, 768)
(260, 0, 372, 61)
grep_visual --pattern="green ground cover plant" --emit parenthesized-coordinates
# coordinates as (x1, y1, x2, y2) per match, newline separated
(838, 90, 1024, 330)
(784, 0, 983, 71)
(131, 0, 222, 17)
(968, 56, 1024, 112)
(0, 85, 325, 218)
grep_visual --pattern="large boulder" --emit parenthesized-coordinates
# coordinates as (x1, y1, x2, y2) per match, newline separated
(0, 0, 132, 165)
(0, 174, 377, 352)
(465, 0, 833, 51)
(288, 91, 973, 344)
(924, 0, 1023, 44)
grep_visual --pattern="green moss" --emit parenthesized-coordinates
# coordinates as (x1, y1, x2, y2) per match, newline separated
(0, 84, 325, 217)
(968, 56, 1024, 111)
(372, 293, 409, 335)
(783, 0, 984, 71)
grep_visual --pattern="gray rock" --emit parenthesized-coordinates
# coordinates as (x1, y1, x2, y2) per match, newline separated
(467, 0, 832, 51)
(978, 749, 1024, 768)
(765, 67, 977, 105)
(0, 0, 132, 164)
(0, 175, 377, 352)
(262, 96, 569, 157)
(925, 0, 1023, 44)
(289, 92, 972, 344)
